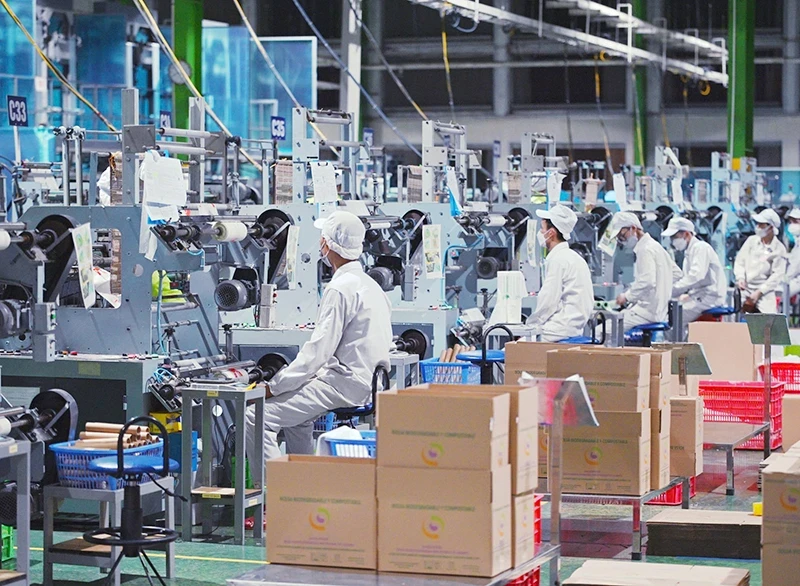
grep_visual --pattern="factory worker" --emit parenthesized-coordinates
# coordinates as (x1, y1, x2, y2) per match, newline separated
(245, 211, 393, 460)
(663, 217, 727, 322)
(610, 212, 683, 329)
(526, 205, 594, 341)
(734, 208, 787, 313)
(785, 209, 800, 297)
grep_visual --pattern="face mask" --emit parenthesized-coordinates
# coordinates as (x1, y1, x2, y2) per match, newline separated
(672, 237, 688, 252)
(537, 231, 548, 248)
(756, 227, 771, 239)
(320, 243, 332, 268)
(788, 224, 800, 237)
(622, 234, 638, 250)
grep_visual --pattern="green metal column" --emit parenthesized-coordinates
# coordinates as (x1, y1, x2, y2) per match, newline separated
(632, 0, 648, 168)
(172, 0, 203, 130)
(727, 0, 755, 158)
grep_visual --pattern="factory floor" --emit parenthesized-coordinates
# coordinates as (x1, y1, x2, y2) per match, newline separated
(3, 449, 765, 585)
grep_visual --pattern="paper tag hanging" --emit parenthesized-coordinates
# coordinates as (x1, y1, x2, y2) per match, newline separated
(613, 173, 628, 210)
(310, 162, 338, 203)
(527, 218, 538, 267)
(422, 225, 443, 279)
(285, 225, 300, 290)
(72, 223, 95, 309)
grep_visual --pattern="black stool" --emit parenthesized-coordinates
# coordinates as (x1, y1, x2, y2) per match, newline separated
(82, 416, 181, 586)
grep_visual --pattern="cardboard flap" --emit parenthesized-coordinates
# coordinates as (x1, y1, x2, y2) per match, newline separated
(566, 410, 650, 439)
(548, 349, 651, 384)
(378, 466, 495, 504)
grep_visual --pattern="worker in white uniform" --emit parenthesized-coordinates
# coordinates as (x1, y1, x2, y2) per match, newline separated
(663, 217, 727, 323)
(784, 209, 800, 298)
(526, 205, 594, 341)
(245, 211, 393, 460)
(609, 212, 683, 329)
(734, 208, 787, 313)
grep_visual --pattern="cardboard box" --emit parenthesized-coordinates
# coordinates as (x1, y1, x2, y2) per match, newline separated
(377, 466, 512, 578)
(266, 456, 376, 569)
(762, 452, 800, 545)
(670, 397, 704, 478)
(688, 321, 761, 382)
(646, 509, 761, 559)
(670, 373, 700, 397)
(538, 425, 548, 478)
(783, 394, 800, 452)
(512, 492, 535, 568)
(650, 406, 671, 491)
(563, 559, 750, 586)
(763, 543, 800, 586)
(377, 391, 510, 471)
(562, 410, 651, 496)
(504, 341, 573, 381)
(403, 384, 539, 495)
(547, 349, 650, 412)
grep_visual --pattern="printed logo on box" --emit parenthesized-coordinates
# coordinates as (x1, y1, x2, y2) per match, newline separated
(309, 507, 330, 531)
(521, 505, 530, 529)
(421, 442, 444, 466)
(524, 432, 534, 457)
(780, 488, 800, 512)
(587, 389, 598, 405)
(422, 515, 445, 539)
(539, 433, 548, 452)
(498, 511, 507, 539)
(585, 446, 603, 466)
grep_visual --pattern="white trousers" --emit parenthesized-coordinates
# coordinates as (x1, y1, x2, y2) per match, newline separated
(245, 378, 352, 461)
(621, 306, 661, 330)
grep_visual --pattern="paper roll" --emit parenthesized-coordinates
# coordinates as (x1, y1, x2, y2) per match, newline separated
(0, 417, 10, 436)
(0, 230, 11, 251)
(213, 221, 249, 243)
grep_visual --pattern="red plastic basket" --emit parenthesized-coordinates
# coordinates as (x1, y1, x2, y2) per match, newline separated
(507, 567, 541, 586)
(759, 363, 800, 394)
(699, 380, 784, 450)
(533, 494, 543, 546)
(646, 477, 697, 506)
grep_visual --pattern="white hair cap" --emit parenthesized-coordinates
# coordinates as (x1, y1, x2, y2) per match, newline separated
(313, 211, 366, 260)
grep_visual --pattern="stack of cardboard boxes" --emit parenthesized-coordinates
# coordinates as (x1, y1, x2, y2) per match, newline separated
(505, 342, 704, 496)
(265, 383, 540, 579)
(761, 441, 800, 585)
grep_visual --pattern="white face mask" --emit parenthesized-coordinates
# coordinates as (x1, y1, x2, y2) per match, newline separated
(756, 227, 772, 239)
(788, 224, 800, 237)
(671, 237, 688, 252)
(621, 234, 638, 250)
(536, 231, 547, 248)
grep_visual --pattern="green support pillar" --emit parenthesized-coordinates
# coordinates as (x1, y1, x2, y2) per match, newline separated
(727, 0, 755, 159)
(172, 0, 203, 130)
(632, 0, 648, 168)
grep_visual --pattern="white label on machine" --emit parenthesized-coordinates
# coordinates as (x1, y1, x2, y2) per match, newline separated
(527, 218, 538, 267)
(310, 162, 338, 203)
(445, 167, 460, 203)
(72, 223, 96, 309)
(286, 225, 300, 290)
(92, 267, 121, 309)
(422, 224, 443, 279)
(729, 181, 742, 207)
(613, 173, 628, 210)
(142, 155, 187, 207)
(547, 172, 565, 206)
(671, 177, 684, 207)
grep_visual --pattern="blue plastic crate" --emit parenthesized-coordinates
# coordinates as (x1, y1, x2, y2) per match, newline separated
(325, 430, 376, 458)
(420, 359, 481, 385)
(313, 412, 359, 432)
(50, 440, 164, 490)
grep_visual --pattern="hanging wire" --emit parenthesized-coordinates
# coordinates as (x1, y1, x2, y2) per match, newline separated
(593, 54, 614, 173)
(682, 77, 694, 167)
(631, 68, 646, 167)
(288, 0, 422, 158)
(441, 17, 458, 122)
(0, 0, 117, 131)
(563, 48, 575, 163)
(130, 0, 263, 171)
(343, 0, 429, 120)
(659, 69, 671, 148)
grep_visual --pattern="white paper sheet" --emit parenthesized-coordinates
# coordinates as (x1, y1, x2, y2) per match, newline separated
(142, 155, 187, 207)
(613, 173, 628, 210)
(310, 162, 338, 203)
(488, 270, 526, 325)
(423, 224, 443, 279)
(286, 225, 300, 290)
(72, 223, 95, 309)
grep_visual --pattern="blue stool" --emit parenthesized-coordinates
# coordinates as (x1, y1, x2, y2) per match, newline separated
(82, 417, 180, 586)
(455, 349, 506, 363)
(559, 336, 594, 344)
(625, 322, 670, 347)
(331, 364, 390, 427)
(701, 306, 736, 320)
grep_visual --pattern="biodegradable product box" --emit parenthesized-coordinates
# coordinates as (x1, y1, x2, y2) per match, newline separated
(512, 492, 535, 568)
(688, 321, 761, 382)
(547, 349, 650, 412)
(650, 406, 671, 491)
(266, 455, 376, 569)
(762, 451, 800, 545)
(377, 391, 510, 471)
(783, 394, 800, 452)
(377, 465, 512, 578)
(646, 509, 761, 559)
(538, 425, 549, 478)
(562, 410, 651, 496)
(762, 543, 800, 586)
(563, 559, 750, 586)
(403, 384, 539, 495)
(670, 397, 704, 478)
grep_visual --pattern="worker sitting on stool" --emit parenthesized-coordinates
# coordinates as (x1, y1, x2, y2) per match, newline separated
(245, 211, 393, 460)
(784, 208, 800, 301)
(609, 212, 683, 329)
(663, 217, 726, 323)
(526, 205, 594, 341)
(734, 208, 787, 313)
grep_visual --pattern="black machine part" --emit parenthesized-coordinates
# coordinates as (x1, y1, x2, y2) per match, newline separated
(367, 256, 404, 292)
(214, 278, 258, 311)
(0, 299, 30, 338)
(257, 353, 289, 381)
(394, 329, 429, 360)
(476, 247, 510, 280)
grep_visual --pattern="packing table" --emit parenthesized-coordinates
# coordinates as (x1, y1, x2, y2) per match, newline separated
(541, 476, 691, 561)
(227, 544, 560, 586)
(703, 421, 770, 495)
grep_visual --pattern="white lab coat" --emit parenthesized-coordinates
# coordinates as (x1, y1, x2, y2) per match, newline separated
(786, 244, 800, 297)
(733, 234, 787, 313)
(246, 261, 393, 460)
(621, 233, 683, 329)
(527, 242, 594, 342)
(672, 237, 727, 322)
